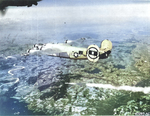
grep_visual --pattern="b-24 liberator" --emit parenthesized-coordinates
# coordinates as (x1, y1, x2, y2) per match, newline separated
(25, 39, 112, 62)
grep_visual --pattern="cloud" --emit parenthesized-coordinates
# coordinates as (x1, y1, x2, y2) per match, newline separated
(40, 0, 150, 6)
(1, 3, 150, 25)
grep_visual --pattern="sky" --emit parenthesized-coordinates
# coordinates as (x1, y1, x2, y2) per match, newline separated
(2, 1, 150, 24)
(39, 0, 150, 6)
(0, 0, 150, 44)
(0, 0, 150, 22)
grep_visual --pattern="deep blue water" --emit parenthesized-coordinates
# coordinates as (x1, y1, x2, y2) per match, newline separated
(0, 98, 34, 115)
(0, 53, 73, 115)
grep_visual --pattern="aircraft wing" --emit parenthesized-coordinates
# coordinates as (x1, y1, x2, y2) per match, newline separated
(0, 0, 42, 15)
(25, 39, 112, 62)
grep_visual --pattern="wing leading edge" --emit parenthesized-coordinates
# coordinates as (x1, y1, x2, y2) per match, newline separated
(25, 39, 112, 62)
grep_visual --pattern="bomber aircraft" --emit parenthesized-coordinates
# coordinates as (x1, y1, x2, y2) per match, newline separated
(0, 0, 41, 15)
(25, 39, 112, 62)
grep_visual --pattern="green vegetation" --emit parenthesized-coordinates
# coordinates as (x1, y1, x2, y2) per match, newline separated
(20, 39, 150, 115)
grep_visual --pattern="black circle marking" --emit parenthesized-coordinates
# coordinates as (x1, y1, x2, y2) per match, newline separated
(87, 47, 99, 59)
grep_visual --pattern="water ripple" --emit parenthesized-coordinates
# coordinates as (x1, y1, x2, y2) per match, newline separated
(8, 64, 25, 76)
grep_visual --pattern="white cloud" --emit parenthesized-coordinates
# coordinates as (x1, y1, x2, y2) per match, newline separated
(1, 3, 150, 26)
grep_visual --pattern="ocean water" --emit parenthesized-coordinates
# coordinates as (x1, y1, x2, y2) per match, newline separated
(0, 1, 150, 115)
(0, 36, 149, 115)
